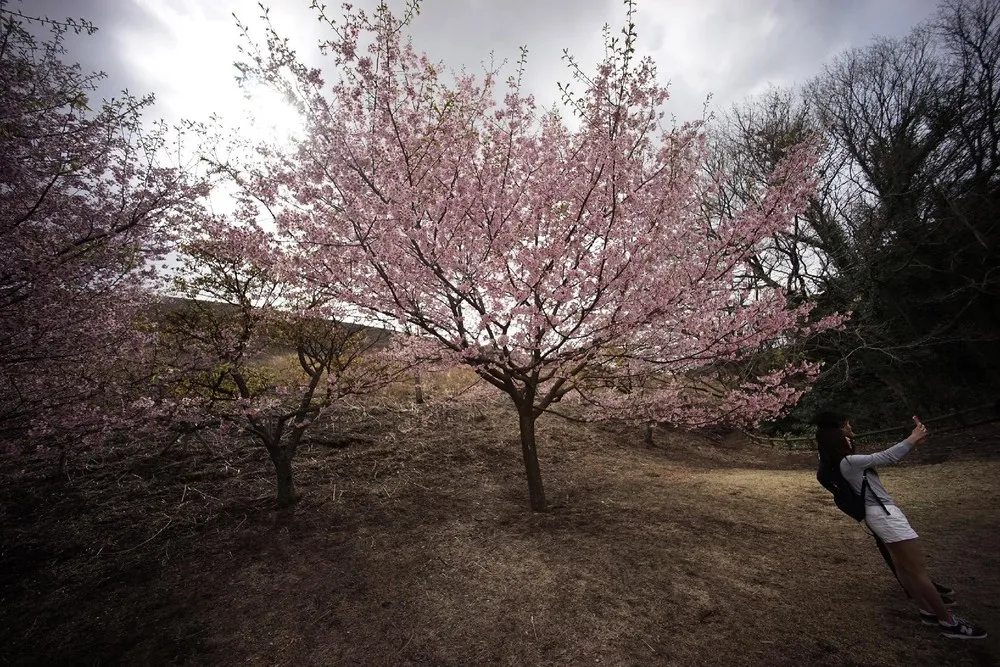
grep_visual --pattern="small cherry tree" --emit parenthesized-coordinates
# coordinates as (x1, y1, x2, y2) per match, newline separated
(151, 218, 422, 506)
(0, 2, 204, 458)
(239, 0, 838, 511)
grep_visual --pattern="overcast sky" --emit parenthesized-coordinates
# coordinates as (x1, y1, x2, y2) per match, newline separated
(21, 0, 942, 136)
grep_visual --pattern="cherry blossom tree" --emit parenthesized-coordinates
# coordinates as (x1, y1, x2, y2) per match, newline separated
(238, 0, 839, 511)
(149, 217, 426, 506)
(0, 2, 204, 461)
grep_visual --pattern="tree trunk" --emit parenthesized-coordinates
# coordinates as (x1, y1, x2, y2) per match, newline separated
(414, 373, 424, 404)
(644, 422, 654, 446)
(517, 406, 548, 512)
(269, 447, 297, 508)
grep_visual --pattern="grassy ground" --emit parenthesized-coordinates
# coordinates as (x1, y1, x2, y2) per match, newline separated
(2, 397, 998, 666)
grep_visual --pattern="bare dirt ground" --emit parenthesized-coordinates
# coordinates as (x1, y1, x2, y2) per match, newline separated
(2, 398, 998, 666)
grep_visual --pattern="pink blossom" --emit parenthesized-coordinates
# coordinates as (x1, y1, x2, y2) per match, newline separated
(226, 1, 842, 509)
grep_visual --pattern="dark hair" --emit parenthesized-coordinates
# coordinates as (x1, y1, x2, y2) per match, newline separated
(814, 409, 851, 463)
(812, 410, 847, 429)
(816, 427, 852, 464)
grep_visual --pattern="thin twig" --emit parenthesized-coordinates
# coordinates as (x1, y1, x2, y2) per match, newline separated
(539, 407, 590, 423)
(108, 517, 173, 555)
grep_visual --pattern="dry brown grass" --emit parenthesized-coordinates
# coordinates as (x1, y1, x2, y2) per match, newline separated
(1, 399, 998, 666)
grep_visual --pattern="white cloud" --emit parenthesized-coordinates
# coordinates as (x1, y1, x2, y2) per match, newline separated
(102, 0, 940, 130)
(117, 0, 314, 139)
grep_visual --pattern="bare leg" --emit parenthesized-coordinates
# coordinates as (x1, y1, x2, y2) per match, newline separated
(872, 532, 950, 602)
(885, 538, 952, 622)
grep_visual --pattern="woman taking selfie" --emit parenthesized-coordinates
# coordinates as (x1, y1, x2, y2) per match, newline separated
(817, 413, 987, 640)
(815, 413, 956, 603)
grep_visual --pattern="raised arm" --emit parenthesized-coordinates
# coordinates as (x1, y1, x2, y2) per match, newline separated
(843, 439, 914, 471)
(842, 423, 927, 471)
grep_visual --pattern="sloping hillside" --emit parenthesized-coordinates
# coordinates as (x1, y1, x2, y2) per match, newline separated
(2, 400, 998, 666)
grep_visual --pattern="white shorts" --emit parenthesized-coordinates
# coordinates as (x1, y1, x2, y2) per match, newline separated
(865, 504, 918, 543)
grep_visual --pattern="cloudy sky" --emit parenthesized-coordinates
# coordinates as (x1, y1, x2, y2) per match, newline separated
(22, 0, 941, 135)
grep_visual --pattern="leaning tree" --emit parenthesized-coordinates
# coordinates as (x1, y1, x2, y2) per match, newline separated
(235, 0, 838, 511)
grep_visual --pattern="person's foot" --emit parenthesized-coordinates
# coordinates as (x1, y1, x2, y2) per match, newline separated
(919, 610, 938, 626)
(934, 582, 955, 596)
(939, 617, 988, 640)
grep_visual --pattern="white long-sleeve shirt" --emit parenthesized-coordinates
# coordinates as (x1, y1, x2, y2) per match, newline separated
(839, 439, 914, 507)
